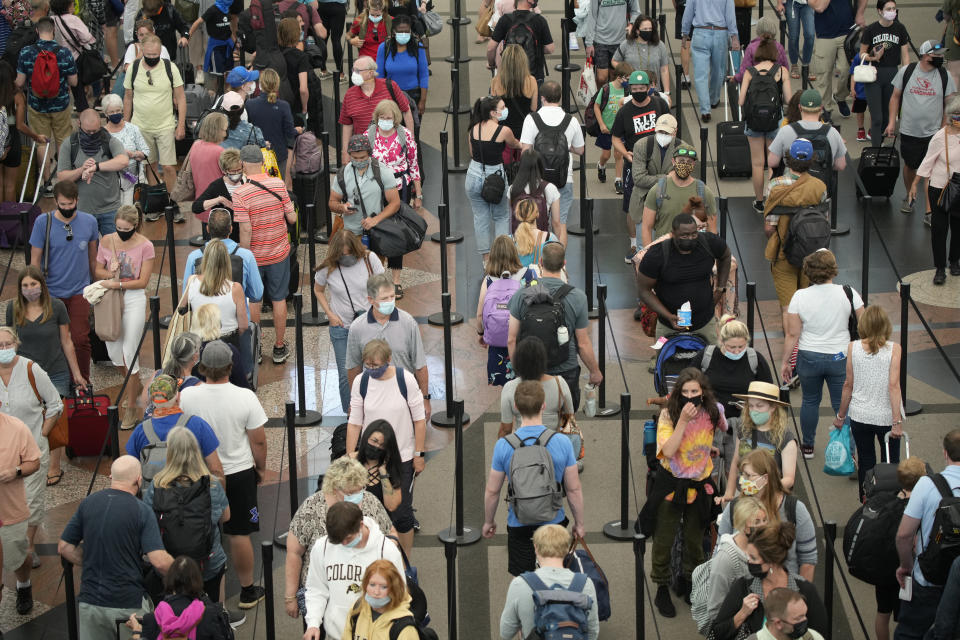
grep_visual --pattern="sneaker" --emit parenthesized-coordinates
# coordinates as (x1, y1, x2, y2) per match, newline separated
(933, 268, 947, 285)
(15, 584, 33, 615)
(238, 585, 265, 609)
(42, 183, 54, 199)
(681, 75, 691, 90)
(272, 342, 290, 364)
(654, 585, 676, 618)
(951, 262, 960, 276)
(228, 609, 246, 628)
(701, 113, 711, 123)
(752, 200, 764, 214)
(145, 210, 162, 222)
(865, 130, 872, 141)
(317, 69, 332, 79)
(802, 445, 815, 459)
(857, 128, 867, 142)
(614, 178, 623, 194)
(412, 517, 421, 532)
(900, 197, 914, 214)
(924, 212, 933, 227)
(597, 163, 607, 183)
(625, 246, 638, 264)
(173, 209, 185, 223)
(31, 551, 40, 568)
(673, 576, 691, 599)
(837, 101, 851, 118)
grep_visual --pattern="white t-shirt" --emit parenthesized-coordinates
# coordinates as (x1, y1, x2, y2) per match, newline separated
(519, 105, 585, 185)
(122, 43, 172, 68)
(787, 283, 864, 354)
(180, 383, 268, 475)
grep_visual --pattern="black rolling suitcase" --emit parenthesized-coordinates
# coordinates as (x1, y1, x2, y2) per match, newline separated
(717, 53, 752, 179)
(857, 137, 900, 199)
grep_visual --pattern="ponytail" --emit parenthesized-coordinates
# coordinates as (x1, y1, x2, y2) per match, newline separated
(513, 200, 540, 256)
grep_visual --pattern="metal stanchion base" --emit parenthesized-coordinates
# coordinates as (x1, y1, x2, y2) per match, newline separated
(159, 315, 173, 328)
(294, 410, 323, 426)
(568, 223, 600, 235)
(430, 231, 465, 243)
(831, 225, 851, 236)
(596, 403, 621, 417)
(904, 399, 923, 416)
(428, 311, 463, 326)
(437, 526, 482, 546)
(274, 531, 288, 549)
(315, 231, 329, 244)
(188, 234, 205, 247)
(603, 520, 638, 541)
(431, 410, 471, 429)
(301, 312, 329, 327)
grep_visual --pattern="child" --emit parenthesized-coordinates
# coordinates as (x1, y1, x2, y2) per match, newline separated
(593, 61, 633, 195)
(188, 0, 234, 93)
(349, 0, 391, 61)
(849, 52, 870, 141)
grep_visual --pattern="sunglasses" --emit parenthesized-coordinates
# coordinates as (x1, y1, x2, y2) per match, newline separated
(64, 223, 73, 241)
(145, 69, 154, 86)
(675, 148, 697, 159)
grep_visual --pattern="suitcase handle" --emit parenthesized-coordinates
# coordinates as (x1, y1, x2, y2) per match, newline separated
(885, 430, 908, 460)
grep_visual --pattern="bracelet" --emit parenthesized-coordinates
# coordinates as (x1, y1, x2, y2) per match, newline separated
(284, 595, 297, 602)
(893, 420, 903, 425)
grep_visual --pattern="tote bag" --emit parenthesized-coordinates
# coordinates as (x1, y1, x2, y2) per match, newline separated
(824, 423, 856, 475)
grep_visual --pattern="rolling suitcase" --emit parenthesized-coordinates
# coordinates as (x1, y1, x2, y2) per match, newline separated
(64, 389, 112, 457)
(856, 137, 900, 199)
(717, 52, 752, 179)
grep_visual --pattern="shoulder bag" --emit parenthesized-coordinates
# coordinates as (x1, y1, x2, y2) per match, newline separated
(936, 129, 960, 217)
(170, 150, 195, 203)
(475, 124, 506, 204)
(56, 16, 109, 86)
(354, 162, 427, 258)
(93, 241, 125, 343)
(26, 360, 69, 451)
(135, 162, 172, 214)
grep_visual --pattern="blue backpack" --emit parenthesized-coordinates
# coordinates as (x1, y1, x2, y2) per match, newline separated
(520, 572, 593, 640)
(653, 333, 709, 396)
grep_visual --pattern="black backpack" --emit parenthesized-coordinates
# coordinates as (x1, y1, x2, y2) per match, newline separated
(516, 283, 574, 370)
(744, 65, 782, 133)
(584, 84, 610, 137)
(917, 473, 960, 585)
(790, 122, 834, 188)
(782, 202, 832, 268)
(194, 243, 243, 285)
(3, 20, 38, 68)
(504, 12, 541, 77)
(531, 112, 572, 189)
(843, 491, 906, 586)
(152, 475, 214, 569)
(348, 612, 438, 640)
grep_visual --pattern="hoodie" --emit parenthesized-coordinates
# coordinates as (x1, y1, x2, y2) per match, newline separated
(304, 516, 406, 640)
(341, 594, 419, 640)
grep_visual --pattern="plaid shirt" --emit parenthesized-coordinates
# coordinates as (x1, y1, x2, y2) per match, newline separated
(17, 39, 76, 113)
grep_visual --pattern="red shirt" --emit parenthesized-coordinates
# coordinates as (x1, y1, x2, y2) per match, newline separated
(338, 78, 410, 132)
(232, 174, 294, 266)
(350, 17, 388, 59)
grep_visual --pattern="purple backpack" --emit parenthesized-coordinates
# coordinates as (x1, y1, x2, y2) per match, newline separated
(292, 132, 323, 175)
(482, 274, 521, 347)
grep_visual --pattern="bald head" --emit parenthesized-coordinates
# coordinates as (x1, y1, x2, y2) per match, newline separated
(110, 455, 142, 492)
(79, 109, 102, 135)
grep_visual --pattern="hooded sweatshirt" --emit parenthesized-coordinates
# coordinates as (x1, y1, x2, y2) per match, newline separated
(584, 0, 641, 47)
(701, 533, 750, 634)
(304, 516, 406, 640)
(341, 595, 419, 640)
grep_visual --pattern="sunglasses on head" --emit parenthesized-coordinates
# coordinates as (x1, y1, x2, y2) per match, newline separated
(675, 148, 697, 159)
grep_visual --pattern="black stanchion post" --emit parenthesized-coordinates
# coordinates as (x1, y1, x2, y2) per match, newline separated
(292, 293, 322, 425)
(63, 557, 79, 640)
(431, 292, 471, 428)
(824, 521, 836, 632)
(675, 63, 684, 141)
(319, 131, 333, 242)
(634, 534, 646, 640)
(746, 281, 756, 347)
(261, 540, 276, 640)
(862, 196, 870, 305)
(448, 67, 467, 172)
(160, 204, 179, 327)
(596, 285, 620, 417)
(759, 0, 764, 18)
(286, 400, 299, 516)
(719, 196, 728, 240)
(431, 131, 464, 244)
(584, 198, 597, 318)
(438, 400, 482, 545)
(899, 283, 923, 416)
(831, 168, 850, 235)
(556, 4, 581, 116)
(302, 203, 328, 326)
(780, 16, 787, 46)
(428, 204, 464, 327)
(440, 538, 458, 640)
(699, 127, 708, 183)
(150, 296, 161, 369)
(569, 125, 598, 236)
(331, 72, 343, 174)
(603, 393, 636, 540)
(107, 405, 120, 460)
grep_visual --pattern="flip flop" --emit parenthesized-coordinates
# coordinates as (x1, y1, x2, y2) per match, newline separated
(46, 472, 64, 486)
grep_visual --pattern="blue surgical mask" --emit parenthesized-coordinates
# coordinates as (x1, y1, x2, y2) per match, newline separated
(498, 107, 509, 121)
(377, 300, 395, 316)
(378, 119, 394, 131)
(365, 594, 391, 608)
(343, 531, 363, 548)
(395, 32, 410, 44)
(370, 14, 383, 22)
(750, 410, 771, 426)
(343, 491, 364, 504)
(0, 348, 15, 364)
(364, 363, 389, 379)
(725, 349, 746, 361)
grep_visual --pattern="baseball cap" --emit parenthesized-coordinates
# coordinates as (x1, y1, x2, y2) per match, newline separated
(149, 374, 178, 405)
(221, 91, 244, 110)
(673, 144, 697, 160)
(799, 89, 822, 110)
(789, 138, 814, 161)
(226, 67, 259, 87)
(628, 70, 650, 86)
(655, 114, 678, 134)
(240, 145, 263, 163)
(919, 40, 945, 56)
(347, 134, 373, 154)
(200, 340, 234, 368)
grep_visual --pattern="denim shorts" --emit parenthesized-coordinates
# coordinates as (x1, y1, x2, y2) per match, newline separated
(258, 253, 291, 303)
(743, 124, 778, 139)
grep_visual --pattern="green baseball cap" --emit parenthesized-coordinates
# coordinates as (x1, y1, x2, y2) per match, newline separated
(628, 70, 650, 86)
(149, 374, 178, 404)
(799, 89, 822, 109)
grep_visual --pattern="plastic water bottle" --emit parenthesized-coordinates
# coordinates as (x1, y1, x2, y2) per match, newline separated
(583, 383, 598, 417)
(121, 170, 137, 185)
(677, 301, 692, 328)
(360, 232, 370, 248)
(643, 419, 657, 456)
(557, 325, 569, 346)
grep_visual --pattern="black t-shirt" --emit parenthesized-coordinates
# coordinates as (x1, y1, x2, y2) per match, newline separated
(282, 47, 311, 112)
(638, 232, 727, 330)
(610, 95, 670, 153)
(491, 10, 554, 80)
(689, 347, 774, 417)
(861, 20, 910, 67)
(203, 5, 232, 41)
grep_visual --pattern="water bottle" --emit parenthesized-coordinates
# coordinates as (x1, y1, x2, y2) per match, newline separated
(643, 419, 657, 456)
(583, 383, 598, 417)
(360, 232, 370, 248)
(557, 325, 569, 346)
(677, 301, 692, 328)
(121, 170, 137, 185)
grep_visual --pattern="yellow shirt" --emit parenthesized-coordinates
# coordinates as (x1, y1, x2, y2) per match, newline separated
(124, 60, 183, 133)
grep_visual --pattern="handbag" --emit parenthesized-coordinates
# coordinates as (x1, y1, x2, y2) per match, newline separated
(169, 151, 195, 202)
(26, 361, 70, 450)
(476, 2, 494, 37)
(354, 163, 428, 257)
(556, 378, 584, 460)
(94, 240, 125, 342)
(852, 58, 877, 84)
(824, 422, 856, 476)
(936, 129, 960, 216)
(261, 147, 280, 178)
(476, 125, 506, 204)
(421, 10, 443, 36)
(56, 17, 109, 86)
(135, 163, 171, 214)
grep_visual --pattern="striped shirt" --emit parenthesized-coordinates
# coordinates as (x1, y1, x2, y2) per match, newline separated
(232, 174, 294, 266)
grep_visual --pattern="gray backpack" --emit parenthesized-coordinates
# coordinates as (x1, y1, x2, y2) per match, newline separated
(506, 429, 564, 525)
(140, 413, 190, 482)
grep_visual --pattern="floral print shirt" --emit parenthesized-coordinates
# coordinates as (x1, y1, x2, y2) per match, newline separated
(371, 126, 420, 184)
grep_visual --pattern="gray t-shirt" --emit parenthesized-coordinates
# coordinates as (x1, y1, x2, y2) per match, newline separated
(331, 160, 399, 235)
(507, 277, 589, 375)
(769, 119, 847, 165)
(892, 64, 957, 138)
(57, 134, 125, 215)
(613, 40, 670, 79)
(5, 298, 70, 376)
(500, 375, 574, 429)
(345, 307, 426, 373)
(313, 252, 385, 325)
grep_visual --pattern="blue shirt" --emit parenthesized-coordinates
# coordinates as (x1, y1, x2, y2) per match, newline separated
(182, 238, 264, 304)
(903, 465, 960, 586)
(491, 425, 576, 528)
(814, 0, 855, 38)
(29, 212, 99, 298)
(376, 42, 429, 93)
(17, 39, 77, 112)
(849, 54, 867, 100)
(244, 95, 298, 165)
(681, 0, 738, 38)
(61, 488, 165, 608)
(125, 413, 221, 460)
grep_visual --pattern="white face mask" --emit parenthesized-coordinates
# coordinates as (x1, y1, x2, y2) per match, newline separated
(351, 71, 365, 86)
(378, 119, 394, 131)
(882, 9, 897, 20)
(655, 132, 674, 148)
(245, 82, 255, 96)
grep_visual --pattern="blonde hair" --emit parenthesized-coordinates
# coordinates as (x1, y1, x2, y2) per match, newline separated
(193, 303, 223, 341)
(260, 68, 280, 104)
(361, 339, 392, 365)
(718, 315, 749, 344)
(897, 457, 927, 491)
(152, 427, 211, 488)
(321, 457, 367, 496)
(218, 148, 242, 173)
(114, 204, 142, 233)
(198, 112, 228, 143)
(857, 305, 892, 354)
(732, 495, 766, 532)
(0, 325, 20, 346)
(740, 403, 789, 452)
(497, 45, 531, 98)
(372, 100, 403, 129)
(512, 199, 541, 256)
(532, 524, 572, 559)
(741, 449, 788, 525)
(198, 240, 231, 297)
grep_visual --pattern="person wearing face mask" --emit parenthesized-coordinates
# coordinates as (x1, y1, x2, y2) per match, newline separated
(691, 320, 773, 421)
(137, 332, 203, 419)
(349, 0, 391, 61)
(186, 114, 232, 234)
(858, 0, 910, 144)
(340, 56, 415, 166)
(191, 148, 246, 242)
(284, 457, 396, 621)
(638, 368, 727, 618)
(368, 100, 421, 210)
(219, 93, 266, 150)
(613, 16, 671, 98)
(640, 144, 717, 248)
(345, 338, 426, 556)
(314, 230, 386, 413)
(245, 68, 300, 183)
(630, 115, 694, 243)
(102, 93, 151, 208)
(711, 523, 828, 640)
(303, 501, 406, 640)
(375, 15, 428, 122)
(187, 0, 235, 93)
(353, 421, 416, 537)
(342, 560, 419, 640)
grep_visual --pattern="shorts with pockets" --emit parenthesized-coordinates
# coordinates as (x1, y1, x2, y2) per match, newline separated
(0, 521, 29, 571)
(258, 252, 291, 302)
(223, 467, 260, 535)
(852, 98, 867, 113)
(27, 106, 74, 145)
(141, 128, 178, 167)
(900, 134, 932, 171)
(104, 0, 120, 26)
(592, 43, 621, 70)
(506, 517, 569, 576)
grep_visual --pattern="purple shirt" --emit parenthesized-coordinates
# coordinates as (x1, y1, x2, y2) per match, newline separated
(734, 37, 790, 84)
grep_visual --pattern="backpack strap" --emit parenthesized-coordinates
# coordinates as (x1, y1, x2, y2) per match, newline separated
(520, 571, 549, 592)
(655, 176, 668, 214)
(388, 616, 418, 640)
(644, 135, 656, 165)
(535, 428, 557, 448)
(900, 62, 917, 103)
(395, 366, 408, 400)
(842, 284, 855, 316)
(359, 371, 370, 399)
(142, 418, 160, 445)
(931, 473, 954, 499)
(505, 432, 522, 450)
(747, 348, 758, 374)
(337, 167, 347, 199)
(784, 494, 798, 525)
(700, 345, 715, 371)
(567, 572, 589, 593)
(553, 284, 574, 304)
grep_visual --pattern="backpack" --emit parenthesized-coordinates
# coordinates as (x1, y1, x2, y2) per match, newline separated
(506, 429, 564, 525)
(516, 283, 575, 371)
(531, 112, 572, 189)
(900, 62, 949, 107)
(917, 473, 960, 585)
(843, 25, 862, 63)
(482, 274, 521, 348)
(509, 180, 550, 232)
(503, 11, 540, 77)
(347, 613, 438, 640)
(653, 333, 710, 397)
(843, 491, 906, 586)
(520, 572, 593, 640)
(152, 474, 214, 568)
(744, 65, 782, 133)
(31, 48, 61, 100)
(4, 20, 38, 69)
(790, 122, 834, 188)
(193, 243, 243, 285)
(292, 132, 323, 174)
(699, 344, 758, 375)
(583, 84, 610, 137)
(140, 413, 190, 482)
(781, 202, 832, 268)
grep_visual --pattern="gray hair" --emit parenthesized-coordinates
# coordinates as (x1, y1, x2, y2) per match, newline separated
(756, 15, 779, 39)
(366, 273, 393, 299)
(163, 332, 200, 376)
(947, 93, 960, 116)
(101, 93, 123, 113)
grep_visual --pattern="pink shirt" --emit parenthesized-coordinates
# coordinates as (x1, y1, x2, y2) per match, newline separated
(916, 127, 960, 189)
(97, 238, 156, 281)
(51, 14, 96, 60)
(372, 128, 420, 183)
(0, 413, 41, 525)
(190, 140, 228, 223)
(347, 367, 425, 462)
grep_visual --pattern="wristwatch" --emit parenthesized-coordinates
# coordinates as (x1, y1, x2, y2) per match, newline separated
(16, 466, 22, 477)
(94, 162, 100, 172)
(414, 451, 425, 458)
(423, 393, 431, 400)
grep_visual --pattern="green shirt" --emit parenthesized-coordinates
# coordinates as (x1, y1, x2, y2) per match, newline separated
(643, 177, 718, 240)
(600, 85, 626, 130)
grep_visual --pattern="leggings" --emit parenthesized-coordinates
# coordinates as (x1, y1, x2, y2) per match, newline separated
(864, 66, 897, 144)
(927, 185, 960, 269)
(316, 1, 347, 73)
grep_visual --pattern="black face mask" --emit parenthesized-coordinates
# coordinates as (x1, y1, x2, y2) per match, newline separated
(674, 237, 697, 252)
(638, 30, 653, 41)
(632, 90, 648, 103)
(116, 228, 136, 242)
(58, 206, 76, 219)
(784, 619, 808, 639)
(747, 562, 768, 579)
(931, 57, 945, 68)
(142, 55, 161, 67)
(364, 443, 385, 462)
(681, 395, 703, 409)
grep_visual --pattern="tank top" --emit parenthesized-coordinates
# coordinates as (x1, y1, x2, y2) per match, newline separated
(186, 276, 239, 335)
(848, 341, 895, 426)
(471, 123, 506, 166)
(501, 93, 532, 139)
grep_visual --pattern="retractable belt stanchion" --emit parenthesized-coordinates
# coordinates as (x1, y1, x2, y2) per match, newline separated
(331, 72, 343, 174)
(428, 203, 464, 326)
(301, 202, 328, 326)
(596, 284, 620, 417)
(557, 0, 581, 116)
(831, 154, 849, 235)
(431, 131, 464, 244)
(899, 283, 923, 416)
(292, 293, 322, 425)
(274, 401, 299, 549)
(780, 16, 787, 46)
(438, 400, 481, 545)
(160, 204, 180, 328)
(444, 0, 471, 173)
(634, 534, 647, 640)
(861, 196, 871, 304)
(431, 292, 471, 428)
(675, 63, 684, 141)
(719, 196, 728, 240)
(569, 124, 598, 236)
(746, 281, 756, 347)
(446, 67, 469, 173)
(318, 132, 333, 243)
(151, 296, 161, 368)
(63, 558, 79, 640)
(824, 521, 837, 632)
(440, 538, 458, 640)
(261, 541, 277, 640)
(603, 393, 636, 540)
(700, 127, 708, 183)
(585, 199, 597, 319)
(108, 405, 120, 460)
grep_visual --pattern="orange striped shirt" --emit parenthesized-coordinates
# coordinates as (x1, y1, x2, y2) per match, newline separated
(232, 174, 294, 266)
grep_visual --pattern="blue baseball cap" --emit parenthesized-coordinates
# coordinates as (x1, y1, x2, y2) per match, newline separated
(789, 138, 814, 161)
(226, 67, 259, 87)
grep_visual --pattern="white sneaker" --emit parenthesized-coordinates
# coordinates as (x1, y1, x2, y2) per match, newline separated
(195, 69, 204, 84)
(569, 33, 579, 50)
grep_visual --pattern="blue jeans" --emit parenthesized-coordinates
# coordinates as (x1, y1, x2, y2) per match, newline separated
(330, 324, 350, 414)
(465, 160, 510, 255)
(691, 28, 729, 115)
(796, 349, 847, 448)
(94, 210, 117, 236)
(785, 0, 815, 66)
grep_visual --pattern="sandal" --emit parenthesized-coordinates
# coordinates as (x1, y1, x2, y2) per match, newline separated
(790, 63, 800, 79)
(46, 472, 64, 486)
(394, 284, 404, 300)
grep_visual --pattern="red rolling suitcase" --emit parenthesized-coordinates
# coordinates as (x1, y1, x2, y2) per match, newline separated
(65, 390, 112, 457)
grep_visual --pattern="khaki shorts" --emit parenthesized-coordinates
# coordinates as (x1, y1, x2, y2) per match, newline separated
(27, 105, 74, 147)
(24, 451, 49, 526)
(0, 520, 29, 571)
(141, 128, 177, 167)
(770, 259, 810, 308)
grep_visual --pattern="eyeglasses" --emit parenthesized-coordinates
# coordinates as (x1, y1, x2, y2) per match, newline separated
(0, 341, 15, 349)
(675, 148, 697, 159)
(64, 223, 73, 241)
